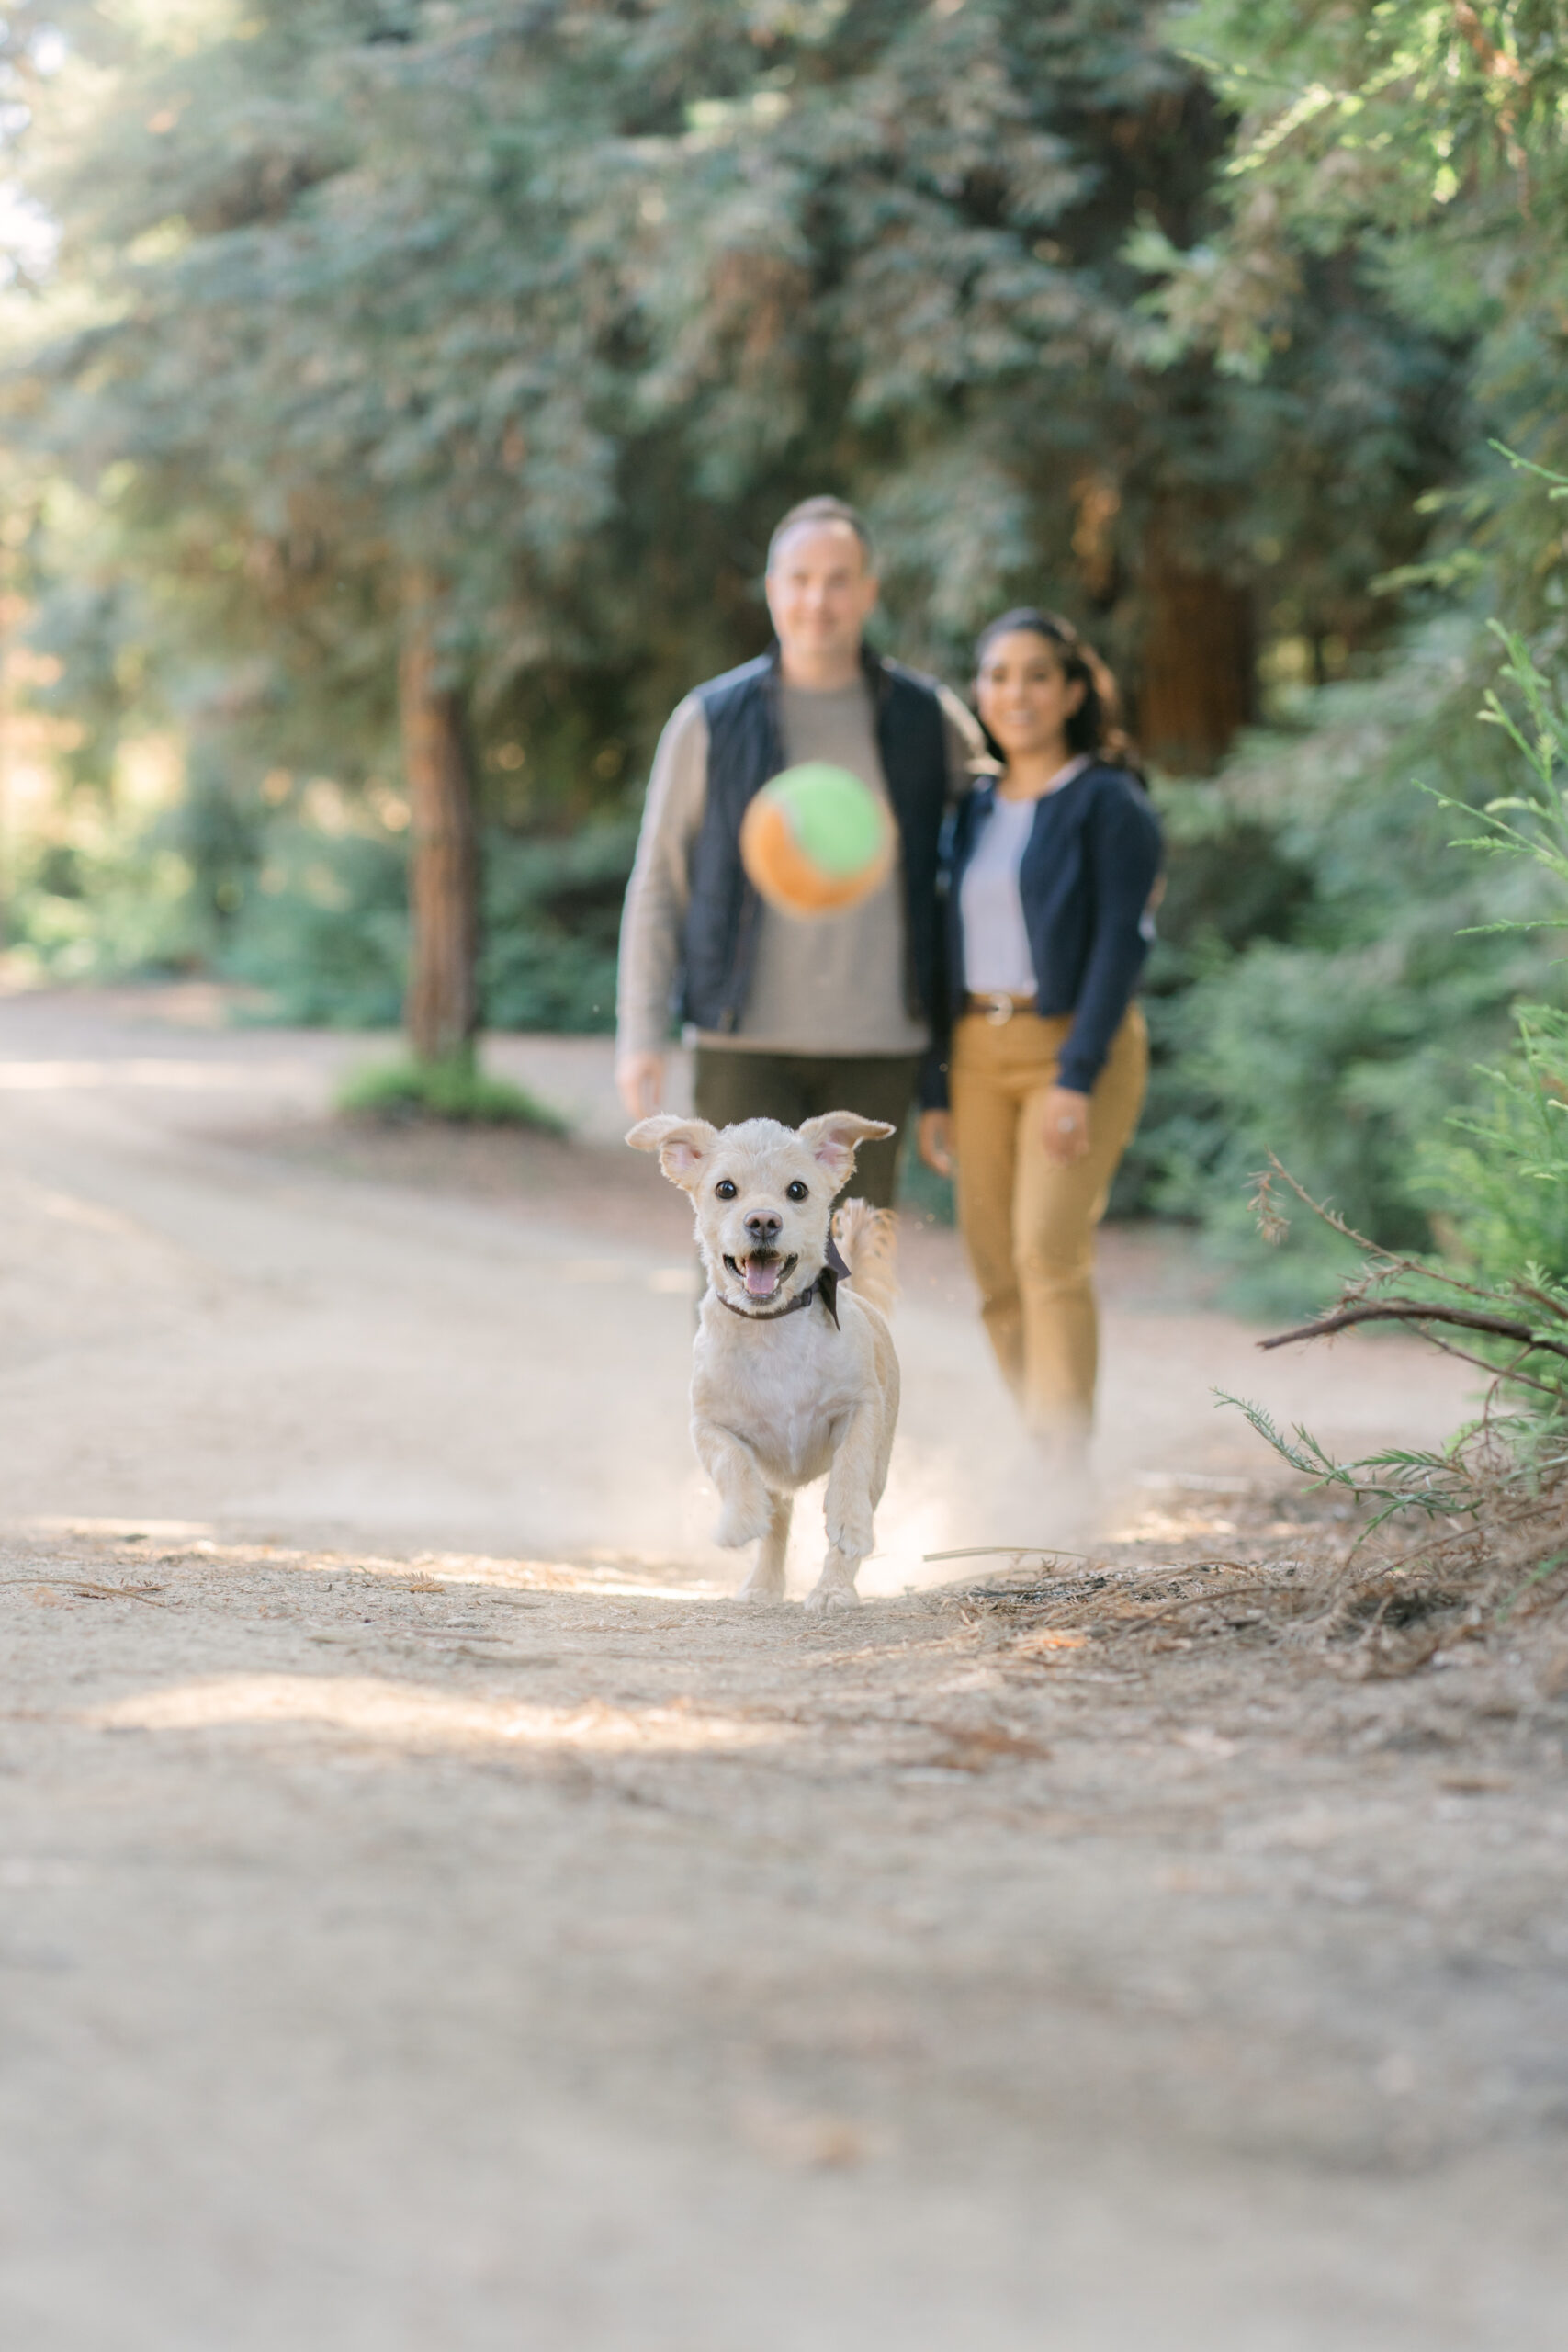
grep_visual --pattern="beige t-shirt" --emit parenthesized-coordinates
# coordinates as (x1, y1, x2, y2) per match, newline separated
(616, 670, 981, 1057)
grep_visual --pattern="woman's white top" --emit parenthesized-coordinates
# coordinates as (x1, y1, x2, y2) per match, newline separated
(960, 757, 1089, 995)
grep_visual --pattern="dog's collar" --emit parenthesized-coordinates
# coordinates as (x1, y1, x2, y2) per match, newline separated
(716, 1235, 850, 1330)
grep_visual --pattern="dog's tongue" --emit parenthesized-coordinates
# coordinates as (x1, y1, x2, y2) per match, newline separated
(744, 1257, 781, 1299)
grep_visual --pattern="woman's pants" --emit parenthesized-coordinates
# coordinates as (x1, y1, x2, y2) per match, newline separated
(950, 1004, 1148, 1435)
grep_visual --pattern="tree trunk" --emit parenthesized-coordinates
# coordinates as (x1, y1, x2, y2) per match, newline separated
(1135, 527, 1256, 775)
(400, 591, 479, 1063)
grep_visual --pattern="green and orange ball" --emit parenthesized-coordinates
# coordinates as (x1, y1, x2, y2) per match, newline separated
(739, 763, 895, 921)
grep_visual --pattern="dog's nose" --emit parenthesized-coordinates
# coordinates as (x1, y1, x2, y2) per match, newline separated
(744, 1211, 782, 1243)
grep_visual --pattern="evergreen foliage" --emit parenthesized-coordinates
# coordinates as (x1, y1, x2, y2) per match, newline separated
(221, 818, 409, 1027)
(6, 788, 633, 1033)
(1148, 0, 1568, 595)
(3, 3, 1463, 865)
(337, 1052, 565, 1129)
(1143, 619, 1560, 1305)
(1122, 2, 1568, 1298)
(1234, 594, 1568, 1557)
(0, 0, 1550, 1242)
(1421, 615, 1568, 1313)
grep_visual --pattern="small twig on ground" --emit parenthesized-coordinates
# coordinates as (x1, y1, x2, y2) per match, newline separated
(69, 1579, 166, 1603)
(923, 1546, 1090, 1564)
(0, 1575, 166, 1603)
(1113, 1581, 1289, 1625)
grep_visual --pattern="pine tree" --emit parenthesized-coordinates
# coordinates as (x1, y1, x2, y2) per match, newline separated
(1120, 2, 1568, 1291)
(10, 2, 647, 1058)
(1, 0, 1474, 1047)
(1145, 0, 1568, 605)
(614, 0, 1461, 763)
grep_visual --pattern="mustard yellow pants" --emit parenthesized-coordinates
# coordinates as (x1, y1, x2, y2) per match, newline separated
(950, 1005, 1148, 1434)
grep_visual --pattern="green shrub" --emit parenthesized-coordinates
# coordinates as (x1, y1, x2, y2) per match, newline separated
(0, 799, 205, 983)
(479, 820, 636, 1031)
(3, 765, 637, 1035)
(336, 1054, 566, 1129)
(1149, 617, 1556, 1314)
(222, 825, 409, 1025)
(1230, 614, 1568, 1579)
(1416, 624, 1568, 1320)
(1111, 781, 1311, 1217)
(219, 812, 637, 1032)
(1424, 1004, 1568, 1291)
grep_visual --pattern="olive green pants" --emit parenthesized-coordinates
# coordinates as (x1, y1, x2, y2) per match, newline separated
(950, 1005, 1147, 1433)
(692, 1047, 919, 1209)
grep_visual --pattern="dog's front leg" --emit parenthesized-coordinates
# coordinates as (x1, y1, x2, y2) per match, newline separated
(807, 1407, 880, 1612)
(737, 1490, 793, 1601)
(693, 1418, 774, 1551)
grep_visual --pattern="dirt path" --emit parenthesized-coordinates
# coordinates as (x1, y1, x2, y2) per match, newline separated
(2, 989, 1563, 2348)
(0, 984, 1472, 1569)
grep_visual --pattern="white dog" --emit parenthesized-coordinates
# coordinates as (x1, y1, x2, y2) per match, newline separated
(627, 1111, 899, 1610)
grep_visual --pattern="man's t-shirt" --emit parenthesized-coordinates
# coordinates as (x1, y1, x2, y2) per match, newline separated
(616, 672, 979, 1058)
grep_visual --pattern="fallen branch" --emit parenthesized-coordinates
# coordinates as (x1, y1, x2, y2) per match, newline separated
(1258, 1299, 1568, 1362)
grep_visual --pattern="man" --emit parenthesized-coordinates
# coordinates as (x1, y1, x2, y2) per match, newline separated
(615, 496, 981, 1209)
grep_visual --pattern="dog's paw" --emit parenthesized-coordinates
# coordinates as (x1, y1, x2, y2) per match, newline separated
(736, 1569, 786, 1602)
(804, 1577, 862, 1613)
(715, 1496, 772, 1550)
(824, 1515, 874, 1561)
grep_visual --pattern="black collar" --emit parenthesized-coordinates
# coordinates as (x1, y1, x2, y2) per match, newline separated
(715, 1234, 850, 1329)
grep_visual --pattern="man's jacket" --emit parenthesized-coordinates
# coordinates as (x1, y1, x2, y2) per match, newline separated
(681, 646, 951, 1038)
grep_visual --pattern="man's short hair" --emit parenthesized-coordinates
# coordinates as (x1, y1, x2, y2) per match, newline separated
(766, 495, 874, 573)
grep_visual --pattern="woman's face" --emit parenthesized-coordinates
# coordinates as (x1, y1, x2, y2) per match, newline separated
(974, 630, 1086, 763)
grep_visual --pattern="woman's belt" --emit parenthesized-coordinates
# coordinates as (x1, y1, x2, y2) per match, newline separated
(963, 990, 1038, 1026)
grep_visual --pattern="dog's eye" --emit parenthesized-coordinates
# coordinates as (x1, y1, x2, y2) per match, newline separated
(715, 1179, 737, 1200)
(786, 1181, 809, 1202)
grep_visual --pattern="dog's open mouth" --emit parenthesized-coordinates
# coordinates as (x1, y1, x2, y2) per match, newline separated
(723, 1251, 799, 1303)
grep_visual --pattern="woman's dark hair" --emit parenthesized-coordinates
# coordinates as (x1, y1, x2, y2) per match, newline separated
(972, 607, 1139, 774)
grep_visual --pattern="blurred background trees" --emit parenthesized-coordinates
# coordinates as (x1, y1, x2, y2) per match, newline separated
(1123, 0, 1568, 1300)
(0, 0, 1562, 1303)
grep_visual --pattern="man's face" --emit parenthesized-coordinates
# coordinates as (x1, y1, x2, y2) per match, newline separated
(765, 520, 879, 670)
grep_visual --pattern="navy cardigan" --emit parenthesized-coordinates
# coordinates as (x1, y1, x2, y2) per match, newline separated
(929, 762, 1163, 1107)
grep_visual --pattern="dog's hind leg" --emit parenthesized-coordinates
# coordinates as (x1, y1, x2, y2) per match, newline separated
(738, 1491, 793, 1602)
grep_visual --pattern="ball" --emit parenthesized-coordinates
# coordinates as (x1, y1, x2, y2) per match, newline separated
(739, 762, 896, 921)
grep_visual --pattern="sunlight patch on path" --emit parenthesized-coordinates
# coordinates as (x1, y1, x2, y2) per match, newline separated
(4, 1534, 725, 1600)
(85, 1674, 782, 1753)
(0, 1057, 320, 1091)
(17, 1515, 216, 1543)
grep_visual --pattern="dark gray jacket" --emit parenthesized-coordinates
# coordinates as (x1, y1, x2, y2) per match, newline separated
(681, 645, 952, 1039)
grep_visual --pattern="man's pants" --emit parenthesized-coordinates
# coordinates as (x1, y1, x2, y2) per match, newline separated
(692, 1048, 921, 1210)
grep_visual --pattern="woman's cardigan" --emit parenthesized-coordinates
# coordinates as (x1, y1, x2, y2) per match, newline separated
(924, 761, 1163, 1109)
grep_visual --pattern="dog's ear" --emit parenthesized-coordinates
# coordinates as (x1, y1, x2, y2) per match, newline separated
(626, 1114, 720, 1190)
(797, 1111, 896, 1189)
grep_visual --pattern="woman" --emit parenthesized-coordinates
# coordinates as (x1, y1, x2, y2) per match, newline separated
(919, 609, 1162, 1451)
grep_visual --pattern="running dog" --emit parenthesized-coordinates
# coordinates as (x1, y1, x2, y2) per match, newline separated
(627, 1111, 899, 1610)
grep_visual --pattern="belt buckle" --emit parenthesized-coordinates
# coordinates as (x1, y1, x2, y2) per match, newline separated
(983, 991, 1015, 1027)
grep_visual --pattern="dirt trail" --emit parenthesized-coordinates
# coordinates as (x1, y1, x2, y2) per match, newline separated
(0, 984, 1472, 1569)
(2, 989, 1563, 2349)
